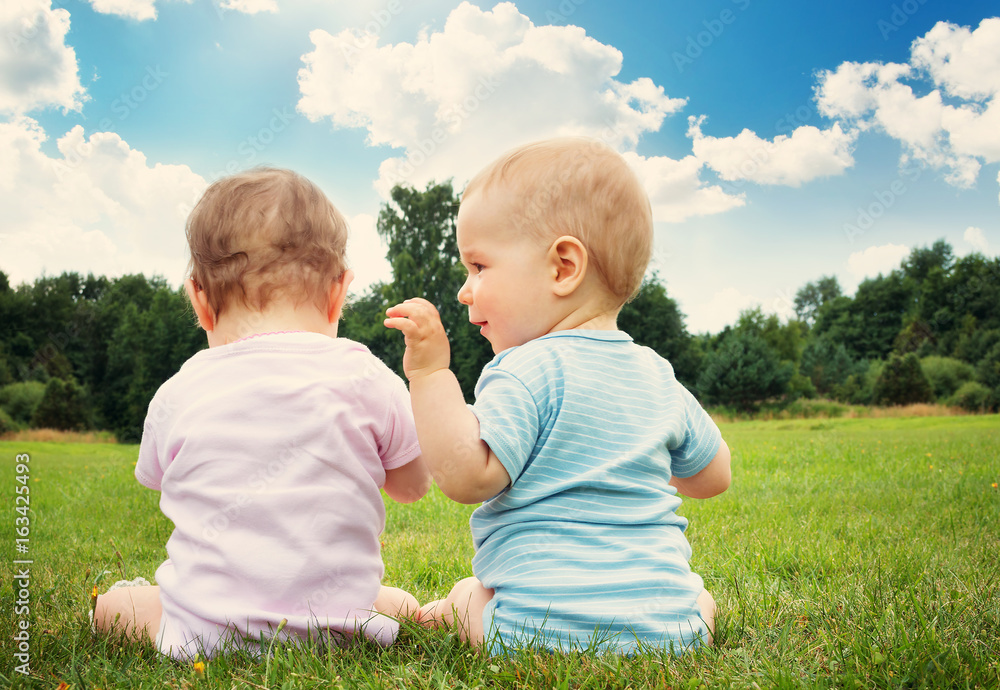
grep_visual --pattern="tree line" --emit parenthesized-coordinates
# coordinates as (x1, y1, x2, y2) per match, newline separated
(2, 182, 997, 441)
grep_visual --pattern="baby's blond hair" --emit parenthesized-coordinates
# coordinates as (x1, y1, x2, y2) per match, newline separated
(186, 167, 348, 319)
(463, 137, 653, 305)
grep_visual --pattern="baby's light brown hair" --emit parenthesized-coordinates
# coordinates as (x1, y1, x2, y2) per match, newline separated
(462, 137, 653, 306)
(186, 167, 348, 319)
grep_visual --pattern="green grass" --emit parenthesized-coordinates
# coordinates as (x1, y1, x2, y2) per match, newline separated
(2, 415, 999, 688)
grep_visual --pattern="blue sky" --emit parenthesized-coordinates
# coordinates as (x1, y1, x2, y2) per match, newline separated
(2, 0, 998, 333)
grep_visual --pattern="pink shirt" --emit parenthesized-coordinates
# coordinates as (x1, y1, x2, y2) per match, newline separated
(135, 332, 420, 658)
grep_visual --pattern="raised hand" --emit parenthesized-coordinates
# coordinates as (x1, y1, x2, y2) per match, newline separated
(384, 298, 452, 381)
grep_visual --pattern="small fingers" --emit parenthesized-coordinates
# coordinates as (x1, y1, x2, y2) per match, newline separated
(385, 297, 436, 318)
(384, 298, 444, 334)
(383, 315, 415, 332)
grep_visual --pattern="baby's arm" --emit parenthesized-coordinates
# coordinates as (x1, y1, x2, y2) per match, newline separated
(384, 298, 510, 504)
(669, 439, 731, 499)
(383, 456, 431, 503)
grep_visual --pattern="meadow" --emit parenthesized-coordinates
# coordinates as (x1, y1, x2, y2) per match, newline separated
(2, 415, 998, 689)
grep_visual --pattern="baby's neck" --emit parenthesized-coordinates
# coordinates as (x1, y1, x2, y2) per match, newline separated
(548, 282, 622, 334)
(570, 311, 619, 331)
(206, 302, 337, 347)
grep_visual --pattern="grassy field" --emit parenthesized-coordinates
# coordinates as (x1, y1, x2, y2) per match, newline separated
(2, 415, 998, 688)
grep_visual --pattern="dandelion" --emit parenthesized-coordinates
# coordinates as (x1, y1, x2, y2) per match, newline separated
(992, 482, 998, 490)
(193, 660, 206, 677)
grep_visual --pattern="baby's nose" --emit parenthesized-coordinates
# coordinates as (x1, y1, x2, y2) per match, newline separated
(457, 277, 473, 305)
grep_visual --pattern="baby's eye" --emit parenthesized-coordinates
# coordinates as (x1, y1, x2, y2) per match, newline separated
(472, 263, 485, 273)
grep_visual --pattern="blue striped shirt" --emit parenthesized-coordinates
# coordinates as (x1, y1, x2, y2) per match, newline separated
(469, 330, 722, 654)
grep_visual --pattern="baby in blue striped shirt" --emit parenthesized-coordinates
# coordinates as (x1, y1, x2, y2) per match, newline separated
(385, 137, 731, 654)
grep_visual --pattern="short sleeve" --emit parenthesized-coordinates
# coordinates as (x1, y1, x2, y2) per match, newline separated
(472, 367, 540, 484)
(374, 366, 422, 471)
(135, 403, 164, 491)
(668, 385, 722, 479)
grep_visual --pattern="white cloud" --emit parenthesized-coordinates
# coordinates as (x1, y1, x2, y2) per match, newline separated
(814, 61, 911, 123)
(815, 18, 1000, 192)
(85, 0, 261, 21)
(846, 243, 910, 283)
(910, 18, 1000, 101)
(688, 116, 857, 187)
(86, 0, 158, 21)
(0, 118, 206, 287)
(344, 212, 391, 294)
(682, 287, 761, 335)
(218, 0, 277, 15)
(963, 226, 989, 254)
(623, 152, 744, 223)
(297, 1, 741, 222)
(0, 0, 86, 113)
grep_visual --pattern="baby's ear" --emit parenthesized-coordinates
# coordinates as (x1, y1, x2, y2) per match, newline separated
(548, 236, 588, 297)
(326, 269, 355, 322)
(184, 278, 215, 332)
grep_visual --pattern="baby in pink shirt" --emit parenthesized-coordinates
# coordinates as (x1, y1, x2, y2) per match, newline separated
(94, 167, 430, 658)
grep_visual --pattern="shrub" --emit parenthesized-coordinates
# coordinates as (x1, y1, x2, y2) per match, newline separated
(920, 356, 975, 401)
(786, 372, 817, 401)
(0, 407, 16, 435)
(949, 381, 991, 413)
(0, 381, 47, 425)
(780, 398, 850, 419)
(31, 378, 91, 431)
(833, 360, 879, 405)
(873, 352, 934, 406)
(800, 336, 858, 395)
(976, 341, 1000, 411)
(698, 332, 793, 412)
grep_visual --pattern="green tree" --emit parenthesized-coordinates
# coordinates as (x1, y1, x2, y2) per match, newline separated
(697, 331, 793, 412)
(938, 254, 1000, 362)
(618, 275, 699, 387)
(96, 279, 203, 441)
(734, 306, 806, 364)
(0, 343, 12, 387)
(850, 272, 914, 360)
(872, 352, 933, 406)
(103, 303, 149, 441)
(800, 335, 862, 397)
(976, 341, 1000, 411)
(31, 377, 90, 430)
(794, 275, 842, 325)
(813, 272, 913, 362)
(82, 274, 160, 429)
(344, 182, 494, 401)
(341, 284, 395, 363)
(902, 239, 954, 285)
